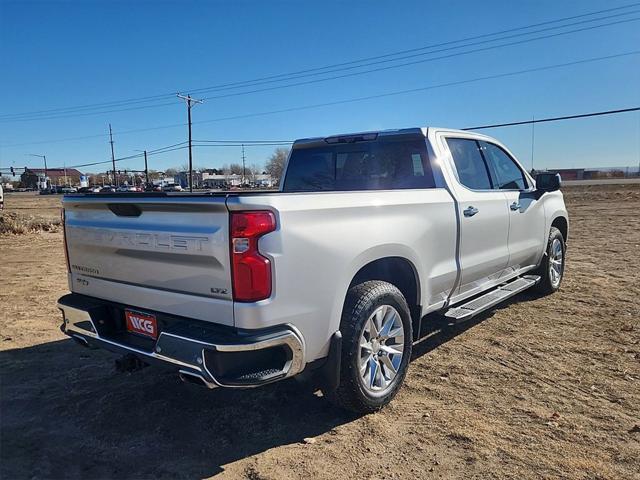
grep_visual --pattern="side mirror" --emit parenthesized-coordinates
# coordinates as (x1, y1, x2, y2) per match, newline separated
(536, 172, 561, 193)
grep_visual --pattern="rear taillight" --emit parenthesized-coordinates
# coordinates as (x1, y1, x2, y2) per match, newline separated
(61, 208, 71, 273)
(230, 211, 276, 302)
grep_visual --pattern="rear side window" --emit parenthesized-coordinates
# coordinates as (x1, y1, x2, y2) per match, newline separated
(283, 138, 435, 192)
(479, 141, 528, 190)
(446, 138, 492, 190)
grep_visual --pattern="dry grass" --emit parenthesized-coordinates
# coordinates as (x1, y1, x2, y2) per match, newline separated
(0, 211, 62, 235)
(1, 191, 62, 220)
(0, 191, 63, 235)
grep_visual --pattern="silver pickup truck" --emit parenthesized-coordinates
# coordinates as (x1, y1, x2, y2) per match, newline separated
(58, 127, 568, 413)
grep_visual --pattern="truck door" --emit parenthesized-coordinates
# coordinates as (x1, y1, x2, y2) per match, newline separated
(478, 141, 546, 272)
(443, 137, 510, 297)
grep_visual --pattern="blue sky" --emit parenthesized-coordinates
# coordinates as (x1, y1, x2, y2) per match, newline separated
(1, 0, 639, 174)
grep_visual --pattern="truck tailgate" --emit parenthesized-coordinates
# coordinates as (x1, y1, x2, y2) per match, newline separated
(62, 195, 234, 325)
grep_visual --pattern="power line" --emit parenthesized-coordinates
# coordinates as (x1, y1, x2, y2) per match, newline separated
(2, 2, 639, 122)
(0, 98, 180, 123)
(188, 51, 640, 126)
(1, 9, 633, 122)
(148, 140, 189, 153)
(462, 107, 640, 130)
(2, 130, 141, 148)
(188, 3, 640, 95)
(60, 140, 286, 171)
(19, 106, 640, 173)
(199, 14, 640, 101)
(192, 139, 293, 143)
(192, 143, 292, 147)
(6, 13, 640, 122)
(65, 145, 190, 170)
(3, 49, 638, 149)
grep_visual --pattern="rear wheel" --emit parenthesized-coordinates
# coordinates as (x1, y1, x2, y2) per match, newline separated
(533, 226, 566, 295)
(326, 281, 412, 413)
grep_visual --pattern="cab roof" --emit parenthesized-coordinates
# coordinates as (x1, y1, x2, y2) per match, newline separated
(292, 127, 428, 148)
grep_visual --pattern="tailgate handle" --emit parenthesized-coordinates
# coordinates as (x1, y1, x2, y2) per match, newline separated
(108, 204, 142, 217)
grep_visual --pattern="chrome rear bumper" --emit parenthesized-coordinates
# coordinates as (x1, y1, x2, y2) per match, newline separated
(58, 295, 305, 388)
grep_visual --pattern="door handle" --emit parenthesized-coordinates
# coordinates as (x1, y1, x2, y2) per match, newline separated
(510, 202, 521, 211)
(463, 206, 479, 217)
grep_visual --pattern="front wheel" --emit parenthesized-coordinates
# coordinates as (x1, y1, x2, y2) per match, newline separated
(325, 281, 412, 414)
(533, 226, 566, 295)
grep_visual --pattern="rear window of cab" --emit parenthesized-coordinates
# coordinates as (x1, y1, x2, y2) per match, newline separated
(283, 138, 435, 192)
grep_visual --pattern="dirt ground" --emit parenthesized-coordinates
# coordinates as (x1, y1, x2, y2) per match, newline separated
(1, 186, 638, 479)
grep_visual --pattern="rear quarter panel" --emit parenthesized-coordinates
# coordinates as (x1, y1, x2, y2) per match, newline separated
(228, 189, 457, 362)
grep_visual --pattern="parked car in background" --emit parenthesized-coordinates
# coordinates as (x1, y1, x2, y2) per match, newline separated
(162, 183, 183, 192)
(58, 127, 568, 413)
(99, 186, 116, 193)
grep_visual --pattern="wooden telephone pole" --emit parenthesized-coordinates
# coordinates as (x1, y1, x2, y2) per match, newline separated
(109, 124, 117, 187)
(177, 94, 203, 192)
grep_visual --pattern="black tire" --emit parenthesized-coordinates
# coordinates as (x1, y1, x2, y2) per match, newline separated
(325, 280, 413, 414)
(533, 226, 566, 295)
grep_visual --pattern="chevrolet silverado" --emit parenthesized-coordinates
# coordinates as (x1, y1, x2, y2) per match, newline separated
(58, 127, 568, 413)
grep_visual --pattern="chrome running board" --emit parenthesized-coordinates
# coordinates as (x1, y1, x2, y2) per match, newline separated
(445, 275, 540, 321)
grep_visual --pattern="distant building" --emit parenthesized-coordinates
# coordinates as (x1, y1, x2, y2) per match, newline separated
(21, 168, 83, 189)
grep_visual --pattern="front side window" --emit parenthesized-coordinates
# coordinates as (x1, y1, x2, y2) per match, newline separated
(283, 138, 435, 192)
(446, 138, 492, 190)
(480, 142, 528, 190)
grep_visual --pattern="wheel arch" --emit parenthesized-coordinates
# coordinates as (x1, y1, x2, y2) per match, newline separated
(551, 215, 569, 242)
(348, 256, 422, 339)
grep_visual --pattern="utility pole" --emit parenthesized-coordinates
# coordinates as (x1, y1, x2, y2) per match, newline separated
(135, 149, 150, 186)
(530, 115, 535, 172)
(177, 93, 203, 192)
(144, 150, 149, 186)
(241, 144, 246, 185)
(27, 154, 48, 189)
(109, 124, 117, 187)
